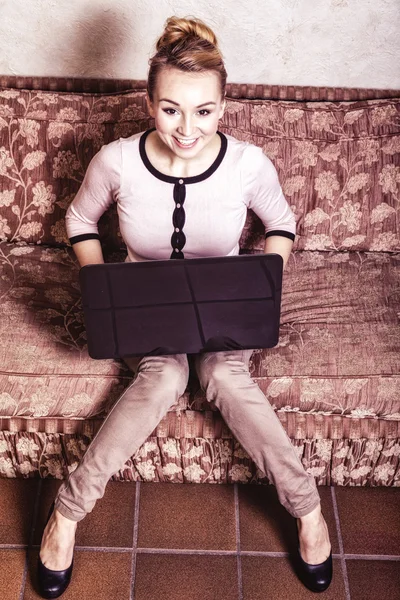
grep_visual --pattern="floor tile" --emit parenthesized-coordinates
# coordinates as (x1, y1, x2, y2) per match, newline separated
(24, 549, 132, 600)
(239, 484, 339, 553)
(241, 556, 345, 600)
(346, 559, 400, 600)
(0, 478, 39, 545)
(133, 553, 238, 600)
(0, 549, 26, 599)
(76, 482, 136, 548)
(335, 487, 400, 555)
(32, 479, 136, 548)
(138, 482, 236, 550)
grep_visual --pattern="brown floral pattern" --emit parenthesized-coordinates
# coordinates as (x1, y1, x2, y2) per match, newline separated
(0, 81, 399, 486)
(0, 431, 399, 487)
(223, 99, 400, 252)
(0, 88, 399, 251)
(0, 88, 152, 248)
(0, 243, 399, 451)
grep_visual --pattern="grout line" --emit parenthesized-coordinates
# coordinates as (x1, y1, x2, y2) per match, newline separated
(24, 543, 400, 561)
(139, 549, 294, 557)
(26, 543, 286, 555)
(241, 551, 291, 558)
(130, 548, 247, 555)
(234, 483, 243, 600)
(68, 546, 133, 553)
(331, 486, 352, 600)
(130, 480, 141, 600)
(344, 554, 400, 561)
(1, 544, 332, 557)
(15, 540, 400, 560)
(18, 547, 29, 600)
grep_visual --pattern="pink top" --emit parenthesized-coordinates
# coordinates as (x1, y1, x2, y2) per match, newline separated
(65, 128, 296, 262)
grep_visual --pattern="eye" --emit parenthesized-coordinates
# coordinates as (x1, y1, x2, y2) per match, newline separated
(198, 109, 211, 116)
(163, 108, 178, 115)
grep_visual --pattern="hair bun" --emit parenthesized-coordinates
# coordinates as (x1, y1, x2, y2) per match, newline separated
(156, 16, 218, 51)
(148, 16, 227, 101)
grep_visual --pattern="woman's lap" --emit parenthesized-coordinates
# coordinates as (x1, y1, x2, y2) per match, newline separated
(123, 349, 255, 384)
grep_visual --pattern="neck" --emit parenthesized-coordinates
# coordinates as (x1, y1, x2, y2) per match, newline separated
(148, 130, 221, 178)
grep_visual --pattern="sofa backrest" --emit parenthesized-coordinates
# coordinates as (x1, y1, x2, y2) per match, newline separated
(0, 79, 399, 253)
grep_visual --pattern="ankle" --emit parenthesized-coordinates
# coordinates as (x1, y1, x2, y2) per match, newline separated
(53, 509, 78, 529)
(298, 505, 322, 526)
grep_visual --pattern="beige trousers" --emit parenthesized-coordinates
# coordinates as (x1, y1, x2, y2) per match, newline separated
(55, 350, 320, 520)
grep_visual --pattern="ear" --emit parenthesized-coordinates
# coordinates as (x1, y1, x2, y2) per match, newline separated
(146, 93, 155, 118)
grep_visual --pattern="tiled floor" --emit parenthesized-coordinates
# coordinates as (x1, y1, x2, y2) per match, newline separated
(0, 478, 399, 600)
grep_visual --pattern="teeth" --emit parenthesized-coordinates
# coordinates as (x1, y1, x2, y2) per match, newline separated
(176, 138, 196, 145)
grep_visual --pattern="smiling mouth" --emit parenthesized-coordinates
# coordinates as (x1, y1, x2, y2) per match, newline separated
(173, 137, 199, 148)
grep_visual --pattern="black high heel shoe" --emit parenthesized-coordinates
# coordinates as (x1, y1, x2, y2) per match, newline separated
(37, 502, 74, 599)
(295, 539, 333, 593)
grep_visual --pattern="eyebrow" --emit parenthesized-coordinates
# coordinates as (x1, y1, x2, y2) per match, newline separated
(159, 98, 216, 108)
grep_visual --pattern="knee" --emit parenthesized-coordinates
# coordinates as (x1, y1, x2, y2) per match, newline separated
(137, 353, 189, 396)
(196, 352, 250, 392)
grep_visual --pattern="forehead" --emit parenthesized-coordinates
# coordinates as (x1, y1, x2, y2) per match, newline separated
(154, 67, 221, 102)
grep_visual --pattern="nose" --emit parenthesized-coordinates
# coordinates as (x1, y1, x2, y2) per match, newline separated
(177, 114, 194, 138)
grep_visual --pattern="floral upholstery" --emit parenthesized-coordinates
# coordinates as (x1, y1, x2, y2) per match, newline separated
(0, 87, 399, 252)
(0, 78, 399, 485)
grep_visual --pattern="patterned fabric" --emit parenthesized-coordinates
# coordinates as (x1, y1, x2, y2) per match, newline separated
(0, 432, 399, 487)
(1, 243, 398, 421)
(229, 99, 400, 252)
(0, 87, 399, 251)
(0, 77, 399, 484)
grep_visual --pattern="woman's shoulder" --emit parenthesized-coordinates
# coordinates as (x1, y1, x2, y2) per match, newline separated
(101, 130, 142, 154)
(92, 130, 143, 167)
(223, 132, 271, 170)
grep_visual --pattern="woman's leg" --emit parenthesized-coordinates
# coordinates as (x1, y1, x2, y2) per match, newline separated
(194, 349, 331, 565)
(194, 349, 320, 517)
(56, 353, 189, 520)
(40, 353, 189, 570)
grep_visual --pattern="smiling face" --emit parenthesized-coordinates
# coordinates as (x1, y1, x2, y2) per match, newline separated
(146, 67, 225, 160)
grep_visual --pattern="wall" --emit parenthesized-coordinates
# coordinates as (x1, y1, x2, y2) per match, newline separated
(0, 0, 399, 88)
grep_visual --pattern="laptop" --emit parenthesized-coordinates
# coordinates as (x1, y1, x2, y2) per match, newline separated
(79, 253, 283, 359)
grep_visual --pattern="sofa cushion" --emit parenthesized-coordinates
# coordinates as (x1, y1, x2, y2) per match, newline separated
(0, 88, 399, 252)
(0, 88, 152, 248)
(1, 242, 398, 432)
(227, 98, 400, 253)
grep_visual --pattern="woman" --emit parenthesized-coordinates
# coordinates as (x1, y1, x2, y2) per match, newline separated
(38, 16, 332, 598)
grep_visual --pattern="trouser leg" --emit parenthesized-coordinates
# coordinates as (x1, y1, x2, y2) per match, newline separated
(55, 353, 189, 521)
(194, 349, 320, 518)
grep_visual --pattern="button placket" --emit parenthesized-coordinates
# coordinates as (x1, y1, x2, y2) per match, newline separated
(170, 180, 187, 259)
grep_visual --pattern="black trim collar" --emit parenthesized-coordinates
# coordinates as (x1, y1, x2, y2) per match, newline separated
(139, 128, 228, 184)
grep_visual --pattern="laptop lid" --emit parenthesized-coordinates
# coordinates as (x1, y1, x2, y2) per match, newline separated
(79, 253, 283, 359)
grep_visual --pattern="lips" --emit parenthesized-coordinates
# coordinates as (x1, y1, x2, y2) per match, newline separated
(173, 136, 198, 149)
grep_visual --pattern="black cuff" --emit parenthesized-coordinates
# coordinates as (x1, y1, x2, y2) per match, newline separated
(265, 230, 295, 242)
(69, 233, 100, 246)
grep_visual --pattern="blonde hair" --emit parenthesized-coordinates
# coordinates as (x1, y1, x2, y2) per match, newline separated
(147, 16, 227, 101)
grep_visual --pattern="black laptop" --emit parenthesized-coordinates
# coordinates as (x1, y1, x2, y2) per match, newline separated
(79, 253, 283, 359)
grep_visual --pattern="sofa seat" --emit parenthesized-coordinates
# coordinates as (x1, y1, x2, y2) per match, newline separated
(1, 241, 399, 485)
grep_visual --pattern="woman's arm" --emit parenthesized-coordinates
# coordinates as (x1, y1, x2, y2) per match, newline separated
(65, 142, 121, 267)
(72, 239, 105, 268)
(264, 235, 294, 272)
(243, 146, 296, 272)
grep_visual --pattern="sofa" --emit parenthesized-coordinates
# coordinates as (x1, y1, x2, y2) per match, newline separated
(0, 75, 399, 487)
